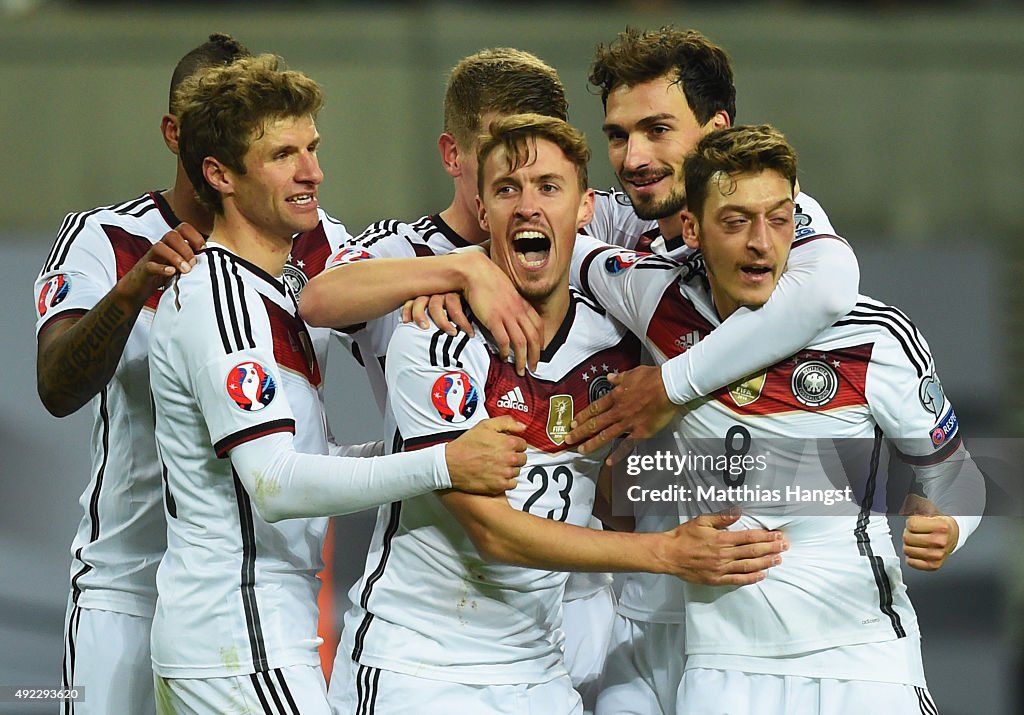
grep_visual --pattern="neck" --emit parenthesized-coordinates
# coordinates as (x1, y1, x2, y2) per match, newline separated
(656, 213, 684, 242)
(709, 285, 738, 322)
(532, 287, 571, 350)
(162, 163, 214, 235)
(439, 200, 488, 245)
(210, 211, 293, 276)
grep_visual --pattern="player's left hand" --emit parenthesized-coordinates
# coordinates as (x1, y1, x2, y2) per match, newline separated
(900, 493, 959, 571)
(565, 365, 684, 459)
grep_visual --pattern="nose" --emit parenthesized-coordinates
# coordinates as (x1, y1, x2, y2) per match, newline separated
(298, 150, 323, 185)
(514, 187, 542, 221)
(747, 215, 771, 254)
(622, 134, 652, 173)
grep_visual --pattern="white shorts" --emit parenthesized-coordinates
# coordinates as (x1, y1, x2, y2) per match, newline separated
(677, 668, 939, 715)
(595, 616, 685, 715)
(61, 598, 154, 715)
(562, 582, 617, 715)
(154, 664, 329, 715)
(328, 656, 582, 715)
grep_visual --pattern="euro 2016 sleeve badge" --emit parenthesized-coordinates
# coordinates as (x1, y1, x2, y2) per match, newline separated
(431, 371, 479, 423)
(226, 361, 277, 412)
(37, 274, 71, 316)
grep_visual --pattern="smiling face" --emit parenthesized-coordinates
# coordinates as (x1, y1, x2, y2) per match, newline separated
(478, 137, 594, 314)
(225, 114, 323, 241)
(603, 74, 726, 224)
(683, 168, 795, 320)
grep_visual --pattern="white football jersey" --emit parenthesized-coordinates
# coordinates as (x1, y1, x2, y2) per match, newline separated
(342, 292, 641, 684)
(35, 191, 182, 618)
(34, 195, 349, 621)
(148, 243, 334, 678)
(572, 191, 848, 623)
(586, 188, 657, 250)
(332, 213, 616, 599)
(575, 240, 965, 670)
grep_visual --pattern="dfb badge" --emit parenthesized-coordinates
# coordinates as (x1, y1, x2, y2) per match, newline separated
(790, 360, 838, 408)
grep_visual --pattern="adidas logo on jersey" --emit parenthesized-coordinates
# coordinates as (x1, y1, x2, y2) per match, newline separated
(496, 386, 529, 413)
(674, 330, 701, 351)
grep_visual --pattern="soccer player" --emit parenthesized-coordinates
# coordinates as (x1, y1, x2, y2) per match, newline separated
(148, 55, 528, 713)
(549, 29, 864, 714)
(298, 48, 612, 711)
(33, 34, 250, 715)
(325, 113, 787, 715)
(572, 123, 984, 714)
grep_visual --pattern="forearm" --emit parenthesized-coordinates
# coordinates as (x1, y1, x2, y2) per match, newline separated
(328, 439, 386, 458)
(663, 239, 858, 404)
(441, 491, 667, 573)
(299, 253, 485, 328)
(231, 433, 451, 522)
(36, 279, 151, 416)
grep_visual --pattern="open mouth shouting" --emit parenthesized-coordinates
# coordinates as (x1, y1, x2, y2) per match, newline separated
(513, 230, 551, 269)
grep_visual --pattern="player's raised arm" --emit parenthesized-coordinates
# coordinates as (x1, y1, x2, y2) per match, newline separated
(36, 222, 204, 417)
(299, 249, 541, 375)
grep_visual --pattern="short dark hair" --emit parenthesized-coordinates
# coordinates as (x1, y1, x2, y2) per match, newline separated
(444, 48, 568, 149)
(589, 26, 736, 125)
(168, 33, 251, 114)
(175, 54, 324, 213)
(683, 124, 797, 221)
(477, 113, 590, 195)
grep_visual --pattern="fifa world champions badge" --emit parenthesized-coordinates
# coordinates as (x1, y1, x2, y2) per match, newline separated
(547, 395, 574, 446)
(37, 274, 71, 316)
(431, 371, 479, 423)
(226, 361, 277, 411)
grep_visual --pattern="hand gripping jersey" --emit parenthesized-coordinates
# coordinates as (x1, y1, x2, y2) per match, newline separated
(34, 196, 349, 620)
(574, 241, 978, 679)
(343, 291, 641, 684)
(149, 244, 332, 678)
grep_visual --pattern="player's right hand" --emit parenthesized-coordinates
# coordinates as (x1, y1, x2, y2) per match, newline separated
(445, 416, 527, 496)
(659, 510, 787, 586)
(403, 292, 474, 337)
(133, 222, 206, 295)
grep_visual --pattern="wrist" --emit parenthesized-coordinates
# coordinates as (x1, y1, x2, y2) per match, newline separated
(660, 362, 688, 406)
(112, 265, 158, 309)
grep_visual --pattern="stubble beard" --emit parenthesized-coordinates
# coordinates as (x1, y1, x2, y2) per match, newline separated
(624, 184, 687, 221)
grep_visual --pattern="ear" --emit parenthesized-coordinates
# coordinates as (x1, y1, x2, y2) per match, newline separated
(476, 194, 489, 233)
(682, 210, 701, 250)
(203, 157, 233, 200)
(161, 114, 180, 155)
(439, 132, 462, 179)
(576, 188, 596, 230)
(706, 110, 730, 132)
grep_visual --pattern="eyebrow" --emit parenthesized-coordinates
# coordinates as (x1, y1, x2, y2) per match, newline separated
(717, 197, 795, 215)
(602, 113, 677, 134)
